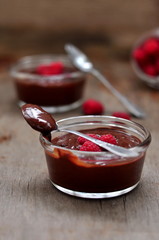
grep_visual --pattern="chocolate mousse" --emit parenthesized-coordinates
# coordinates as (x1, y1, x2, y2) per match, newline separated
(21, 104, 57, 136)
(14, 62, 86, 107)
(45, 128, 145, 193)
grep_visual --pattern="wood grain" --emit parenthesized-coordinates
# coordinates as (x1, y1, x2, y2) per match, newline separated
(0, 35, 159, 240)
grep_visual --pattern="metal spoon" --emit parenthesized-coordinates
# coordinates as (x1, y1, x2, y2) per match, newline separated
(21, 104, 140, 157)
(57, 128, 141, 157)
(65, 44, 146, 118)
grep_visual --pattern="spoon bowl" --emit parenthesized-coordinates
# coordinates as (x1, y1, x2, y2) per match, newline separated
(65, 44, 93, 71)
(21, 104, 143, 157)
(65, 44, 146, 118)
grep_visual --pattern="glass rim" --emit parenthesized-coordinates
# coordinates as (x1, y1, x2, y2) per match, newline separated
(9, 54, 85, 81)
(40, 115, 151, 158)
(131, 60, 159, 83)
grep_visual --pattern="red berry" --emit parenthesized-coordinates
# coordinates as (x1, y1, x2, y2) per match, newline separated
(36, 61, 64, 76)
(112, 112, 131, 120)
(143, 65, 157, 76)
(82, 99, 104, 115)
(79, 141, 101, 152)
(77, 134, 100, 144)
(89, 134, 100, 139)
(49, 62, 64, 74)
(100, 134, 117, 145)
(77, 136, 86, 144)
(143, 38, 159, 56)
(132, 48, 147, 64)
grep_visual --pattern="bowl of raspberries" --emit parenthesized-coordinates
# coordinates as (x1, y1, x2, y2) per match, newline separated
(132, 28, 159, 89)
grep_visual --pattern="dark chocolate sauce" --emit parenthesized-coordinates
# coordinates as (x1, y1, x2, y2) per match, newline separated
(45, 128, 144, 193)
(21, 104, 57, 135)
(51, 128, 141, 149)
(15, 66, 86, 106)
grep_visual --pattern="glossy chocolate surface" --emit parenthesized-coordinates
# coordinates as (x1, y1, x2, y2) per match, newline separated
(51, 128, 141, 149)
(14, 66, 86, 106)
(21, 104, 57, 135)
(45, 128, 145, 193)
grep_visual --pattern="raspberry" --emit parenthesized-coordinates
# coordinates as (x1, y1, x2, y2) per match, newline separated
(143, 38, 159, 56)
(50, 62, 64, 74)
(77, 134, 100, 144)
(132, 48, 147, 64)
(143, 65, 157, 76)
(79, 141, 101, 152)
(132, 36, 159, 77)
(88, 134, 100, 139)
(82, 99, 104, 115)
(100, 134, 117, 145)
(36, 61, 64, 76)
(77, 136, 86, 144)
(112, 112, 131, 120)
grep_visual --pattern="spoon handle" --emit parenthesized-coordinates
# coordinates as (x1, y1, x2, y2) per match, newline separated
(91, 68, 146, 118)
(59, 128, 140, 157)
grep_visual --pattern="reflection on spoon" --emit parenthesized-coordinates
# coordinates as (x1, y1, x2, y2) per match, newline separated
(21, 104, 140, 157)
(65, 43, 146, 119)
(21, 104, 57, 136)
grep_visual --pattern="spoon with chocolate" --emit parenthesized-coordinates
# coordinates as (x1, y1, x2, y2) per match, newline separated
(21, 104, 141, 157)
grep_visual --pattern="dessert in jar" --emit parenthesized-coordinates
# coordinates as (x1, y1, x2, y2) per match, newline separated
(10, 54, 87, 113)
(131, 28, 159, 89)
(40, 115, 151, 199)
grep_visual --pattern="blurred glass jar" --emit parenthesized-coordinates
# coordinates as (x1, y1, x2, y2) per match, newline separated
(10, 54, 87, 113)
(131, 28, 159, 89)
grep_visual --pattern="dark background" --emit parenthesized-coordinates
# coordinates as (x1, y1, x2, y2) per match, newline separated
(0, 0, 158, 61)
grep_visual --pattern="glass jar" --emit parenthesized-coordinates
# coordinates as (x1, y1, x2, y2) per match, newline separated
(10, 54, 87, 113)
(40, 116, 151, 199)
(131, 28, 159, 89)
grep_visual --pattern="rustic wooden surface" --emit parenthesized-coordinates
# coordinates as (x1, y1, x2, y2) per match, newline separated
(0, 33, 159, 240)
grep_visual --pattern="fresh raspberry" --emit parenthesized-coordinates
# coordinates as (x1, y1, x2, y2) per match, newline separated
(88, 134, 101, 139)
(143, 65, 157, 76)
(100, 134, 117, 145)
(77, 136, 86, 144)
(143, 38, 159, 56)
(112, 112, 131, 120)
(79, 141, 101, 152)
(49, 62, 64, 74)
(36, 61, 64, 76)
(77, 134, 100, 144)
(82, 99, 104, 115)
(132, 48, 147, 64)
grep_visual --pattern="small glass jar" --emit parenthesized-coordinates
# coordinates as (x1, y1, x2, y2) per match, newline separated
(40, 116, 151, 199)
(131, 28, 159, 89)
(10, 54, 87, 113)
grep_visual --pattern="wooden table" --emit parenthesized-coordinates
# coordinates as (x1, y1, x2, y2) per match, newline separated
(0, 40, 159, 240)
